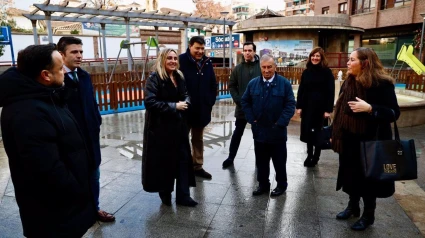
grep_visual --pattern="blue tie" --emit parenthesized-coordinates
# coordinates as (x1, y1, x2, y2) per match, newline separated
(265, 81, 270, 87)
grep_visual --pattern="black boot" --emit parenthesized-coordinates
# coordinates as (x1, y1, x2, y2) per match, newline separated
(351, 209, 375, 231)
(307, 147, 321, 167)
(304, 143, 313, 167)
(159, 192, 172, 206)
(336, 197, 361, 220)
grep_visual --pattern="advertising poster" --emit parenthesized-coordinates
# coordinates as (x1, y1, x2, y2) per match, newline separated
(255, 40, 313, 66)
(205, 34, 241, 49)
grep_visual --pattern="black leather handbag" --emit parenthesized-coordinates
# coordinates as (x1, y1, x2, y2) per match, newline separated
(318, 118, 332, 150)
(360, 118, 417, 181)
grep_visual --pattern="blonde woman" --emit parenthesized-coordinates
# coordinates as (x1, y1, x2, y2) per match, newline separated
(142, 49, 197, 207)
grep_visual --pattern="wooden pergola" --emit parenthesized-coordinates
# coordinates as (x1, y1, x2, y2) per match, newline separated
(24, 0, 236, 72)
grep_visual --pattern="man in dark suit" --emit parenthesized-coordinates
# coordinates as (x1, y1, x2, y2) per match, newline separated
(241, 54, 296, 197)
(0, 44, 96, 237)
(58, 37, 115, 222)
(179, 36, 217, 179)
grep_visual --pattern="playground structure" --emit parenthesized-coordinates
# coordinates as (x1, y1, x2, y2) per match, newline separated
(391, 44, 425, 80)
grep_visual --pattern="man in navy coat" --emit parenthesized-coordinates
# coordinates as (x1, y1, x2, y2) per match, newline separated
(179, 36, 217, 179)
(58, 37, 115, 222)
(242, 54, 296, 197)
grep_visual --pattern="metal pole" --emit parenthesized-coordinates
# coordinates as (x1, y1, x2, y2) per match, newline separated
(45, 13, 53, 43)
(419, 16, 425, 63)
(223, 18, 225, 68)
(229, 26, 233, 68)
(125, 18, 131, 72)
(101, 23, 108, 73)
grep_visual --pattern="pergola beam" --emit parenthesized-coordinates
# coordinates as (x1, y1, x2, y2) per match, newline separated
(33, 4, 236, 25)
(24, 14, 206, 29)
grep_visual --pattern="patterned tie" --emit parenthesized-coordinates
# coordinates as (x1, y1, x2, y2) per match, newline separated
(71, 71, 79, 83)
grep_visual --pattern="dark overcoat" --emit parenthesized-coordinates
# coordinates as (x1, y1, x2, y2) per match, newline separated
(229, 55, 262, 119)
(0, 68, 97, 238)
(142, 72, 196, 192)
(296, 66, 335, 143)
(64, 68, 102, 168)
(336, 79, 400, 198)
(179, 49, 217, 128)
(241, 73, 296, 144)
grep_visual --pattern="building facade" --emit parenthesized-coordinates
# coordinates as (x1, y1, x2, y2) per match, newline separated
(284, 0, 314, 16)
(314, 0, 425, 66)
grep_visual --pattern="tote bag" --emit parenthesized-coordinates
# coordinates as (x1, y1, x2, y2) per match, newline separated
(360, 117, 417, 181)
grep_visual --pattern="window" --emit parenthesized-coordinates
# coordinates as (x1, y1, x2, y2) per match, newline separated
(322, 6, 329, 14)
(338, 3, 348, 14)
(381, 0, 411, 10)
(351, 0, 375, 15)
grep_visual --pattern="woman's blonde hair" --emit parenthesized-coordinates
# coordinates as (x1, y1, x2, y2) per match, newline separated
(154, 48, 184, 80)
(350, 47, 394, 88)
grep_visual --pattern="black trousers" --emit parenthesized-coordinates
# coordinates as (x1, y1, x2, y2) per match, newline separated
(254, 141, 288, 188)
(228, 118, 248, 160)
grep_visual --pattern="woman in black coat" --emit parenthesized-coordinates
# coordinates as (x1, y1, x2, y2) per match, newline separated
(332, 48, 400, 231)
(296, 47, 335, 167)
(142, 49, 197, 207)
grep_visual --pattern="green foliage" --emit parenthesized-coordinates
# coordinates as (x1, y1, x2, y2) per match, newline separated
(413, 29, 424, 50)
(71, 29, 80, 35)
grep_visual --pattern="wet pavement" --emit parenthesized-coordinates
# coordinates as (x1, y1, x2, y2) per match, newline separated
(0, 99, 424, 237)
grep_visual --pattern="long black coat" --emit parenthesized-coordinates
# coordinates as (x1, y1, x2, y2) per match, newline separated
(64, 68, 102, 168)
(296, 66, 335, 143)
(336, 79, 400, 198)
(179, 49, 217, 128)
(0, 68, 97, 238)
(142, 72, 196, 192)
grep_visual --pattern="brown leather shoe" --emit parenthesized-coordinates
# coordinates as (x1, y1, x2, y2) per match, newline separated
(194, 169, 212, 179)
(98, 210, 115, 222)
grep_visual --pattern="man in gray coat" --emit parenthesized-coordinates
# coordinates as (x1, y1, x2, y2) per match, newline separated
(223, 42, 261, 168)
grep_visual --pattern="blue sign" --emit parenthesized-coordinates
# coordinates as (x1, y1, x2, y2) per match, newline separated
(208, 34, 240, 49)
(210, 51, 215, 57)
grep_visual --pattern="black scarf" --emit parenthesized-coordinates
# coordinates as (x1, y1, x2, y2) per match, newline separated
(331, 77, 367, 153)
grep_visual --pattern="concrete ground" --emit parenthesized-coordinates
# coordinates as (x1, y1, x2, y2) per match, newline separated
(0, 99, 424, 238)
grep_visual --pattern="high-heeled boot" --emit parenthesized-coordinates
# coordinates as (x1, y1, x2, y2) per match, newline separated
(336, 197, 361, 219)
(304, 143, 313, 167)
(159, 192, 172, 206)
(351, 208, 375, 231)
(307, 147, 321, 167)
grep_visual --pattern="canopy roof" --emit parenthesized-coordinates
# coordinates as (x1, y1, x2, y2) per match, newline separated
(24, 0, 236, 29)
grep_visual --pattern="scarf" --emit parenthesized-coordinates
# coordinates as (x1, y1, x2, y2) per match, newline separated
(331, 77, 367, 153)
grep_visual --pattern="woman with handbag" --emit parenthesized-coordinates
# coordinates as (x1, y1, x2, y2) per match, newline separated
(332, 48, 400, 230)
(296, 47, 335, 167)
(142, 48, 198, 207)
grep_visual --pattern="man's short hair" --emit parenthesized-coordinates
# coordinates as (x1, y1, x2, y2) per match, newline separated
(260, 54, 275, 64)
(17, 43, 57, 80)
(243, 42, 256, 52)
(57, 36, 83, 53)
(189, 36, 205, 46)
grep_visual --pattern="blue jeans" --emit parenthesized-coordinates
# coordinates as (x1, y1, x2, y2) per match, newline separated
(228, 118, 248, 160)
(91, 167, 100, 210)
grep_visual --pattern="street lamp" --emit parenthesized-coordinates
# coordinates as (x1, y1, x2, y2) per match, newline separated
(220, 11, 229, 68)
(419, 13, 425, 63)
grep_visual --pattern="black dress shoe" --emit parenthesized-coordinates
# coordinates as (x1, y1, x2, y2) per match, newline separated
(222, 158, 234, 168)
(176, 197, 198, 207)
(252, 186, 270, 196)
(194, 169, 212, 179)
(307, 157, 319, 167)
(351, 216, 374, 231)
(271, 186, 287, 196)
(336, 207, 360, 219)
(159, 192, 172, 206)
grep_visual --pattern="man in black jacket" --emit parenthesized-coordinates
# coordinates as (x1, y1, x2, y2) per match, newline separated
(0, 44, 96, 237)
(222, 42, 261, 168)
(179, 36, 217, 179)
(57, 36, 115, 222)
